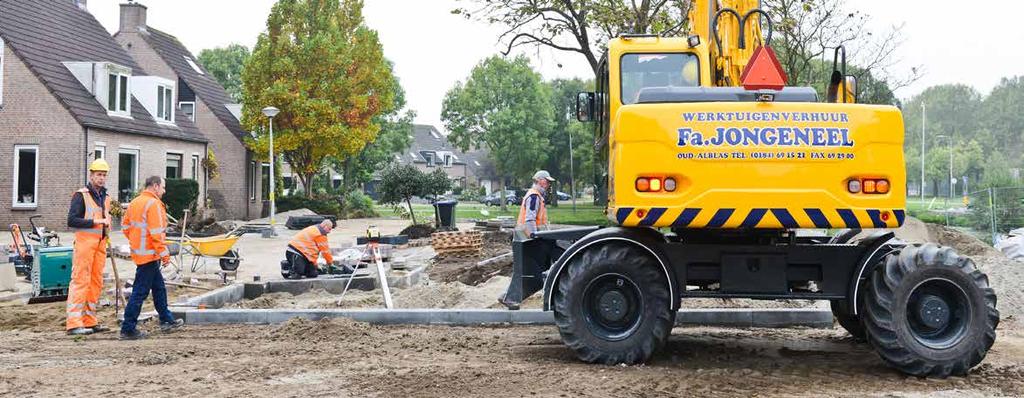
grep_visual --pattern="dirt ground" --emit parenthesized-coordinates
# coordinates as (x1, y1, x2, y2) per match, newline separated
(1, 320, 1022, 397)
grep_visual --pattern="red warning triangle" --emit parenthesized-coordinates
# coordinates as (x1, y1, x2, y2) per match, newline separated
(740, 45, 788, 90)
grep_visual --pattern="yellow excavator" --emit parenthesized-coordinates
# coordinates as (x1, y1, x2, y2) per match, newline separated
(501, 0, 998, 378)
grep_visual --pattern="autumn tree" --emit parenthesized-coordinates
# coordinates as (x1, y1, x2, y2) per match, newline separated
(197, 44, 250, 102)
(442, 55, 554, 210)
(241, 0, 396, 197)
(332, 63, 415, 191)
(454, 0, 691, 76)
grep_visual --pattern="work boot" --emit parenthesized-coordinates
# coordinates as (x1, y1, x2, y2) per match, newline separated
(90, 325, 111, 333)
(119, 329, 147, 340)
(66, 327, 94, 336)
(160, 319, 184, 333)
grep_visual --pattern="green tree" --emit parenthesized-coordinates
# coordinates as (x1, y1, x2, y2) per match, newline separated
(442, 55, 555, 210)
(422, 168, 454, 202)
(545, 78, 595, 198)
(454, 0, 690, 76)
(241, 0, 396, 197)
(378, 164, 425, 225)
(197, 44, 250, 102)
(981, 77, 1024, 160)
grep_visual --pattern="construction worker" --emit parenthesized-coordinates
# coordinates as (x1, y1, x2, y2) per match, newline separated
(284, 219, 335, 279)
(516, 170, 555, 239)
(119, 176, 183, 340)
(65, 159, 113, 335)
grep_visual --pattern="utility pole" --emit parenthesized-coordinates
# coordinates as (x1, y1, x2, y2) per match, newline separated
(921, 102, 926, 199)
(948, 135, 954, 198)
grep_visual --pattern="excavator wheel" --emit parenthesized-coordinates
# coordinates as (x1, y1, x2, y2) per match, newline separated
(863, 243, 999, 377)
(553, 242, 674, 365)
(830, 298, 866, 341)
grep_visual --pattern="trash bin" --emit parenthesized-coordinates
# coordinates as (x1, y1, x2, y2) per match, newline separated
(433, 200, 458, 231)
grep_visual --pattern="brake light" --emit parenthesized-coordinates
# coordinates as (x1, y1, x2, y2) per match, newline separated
(876, 180, 890, 194)
(636, 178, 650, 192)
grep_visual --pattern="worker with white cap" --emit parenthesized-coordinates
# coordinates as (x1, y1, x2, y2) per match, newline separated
(65, 158, 113, 335)
(516, 170, 556, 238)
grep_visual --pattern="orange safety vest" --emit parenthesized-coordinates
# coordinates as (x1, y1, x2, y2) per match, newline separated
(289, 225, 334, 264)
(71, 187, 111, 242)
(122, 191, 169, 265)
(517, 188, 548, 227)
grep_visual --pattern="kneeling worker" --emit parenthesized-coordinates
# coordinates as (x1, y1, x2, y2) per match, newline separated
(284, 219, 335, 279)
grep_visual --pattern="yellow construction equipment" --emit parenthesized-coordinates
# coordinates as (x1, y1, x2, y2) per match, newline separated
(502, 0, 997, 378)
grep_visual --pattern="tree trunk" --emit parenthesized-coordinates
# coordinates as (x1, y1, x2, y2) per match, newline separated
(406, 197, 417, 225)
(500, 179, 508, 212)
(302, 172, 314, 197)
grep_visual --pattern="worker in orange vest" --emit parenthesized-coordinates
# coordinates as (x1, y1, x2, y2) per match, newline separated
(516, 170, 555, 239)
(119, 176, 183, 340)
(284, 219, 335, 279)
(65, 159, 113, 335)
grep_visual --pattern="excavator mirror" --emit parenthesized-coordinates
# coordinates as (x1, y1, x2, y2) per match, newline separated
(576, 92, 596, 123)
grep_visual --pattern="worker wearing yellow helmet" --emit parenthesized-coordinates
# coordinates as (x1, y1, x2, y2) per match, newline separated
(64, 158, 113, 335)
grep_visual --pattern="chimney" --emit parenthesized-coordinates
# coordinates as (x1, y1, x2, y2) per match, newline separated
(73, 0, 87, 11)
(119, 1, 148, 33)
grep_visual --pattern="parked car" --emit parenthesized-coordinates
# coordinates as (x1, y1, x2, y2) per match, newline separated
(556, 191, 571, 201)
(481, 190, 520, 206)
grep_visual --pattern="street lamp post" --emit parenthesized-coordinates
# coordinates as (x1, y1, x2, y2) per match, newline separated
(262, 106, 280, 236)
(568, 128, 576, 213)
(921, 102, 926, 198)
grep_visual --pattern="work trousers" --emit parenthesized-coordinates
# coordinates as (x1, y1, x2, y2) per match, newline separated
(66, 237, 105, 330)
(285, 247, 318, 279)
(121, 261, 175, 333)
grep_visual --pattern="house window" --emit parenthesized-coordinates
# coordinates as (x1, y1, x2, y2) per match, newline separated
(191, 154, 200, 180)
(249, 161, 257, 201)
(94, 145, 106, 160)
(166, 153, 183, 179)
(13, 145, 39, 208)
(107, 72, 130, 114)
(424, 153, 434, 167)
(444, 154, 453, 168)
(156, 86, 174, 122)
(118, 149, 138, 202)
(0, 37, 5, 108)
(179, 101, 195, 121)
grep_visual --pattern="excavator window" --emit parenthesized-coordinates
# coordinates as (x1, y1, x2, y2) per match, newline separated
(620, 53, 700, 105)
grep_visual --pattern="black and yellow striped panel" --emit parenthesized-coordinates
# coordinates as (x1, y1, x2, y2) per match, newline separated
(612, 207, 905, 229)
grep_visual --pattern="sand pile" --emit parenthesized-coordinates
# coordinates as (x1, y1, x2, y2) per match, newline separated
(267, 317, 381, 341)
(230, 275, 524, 310)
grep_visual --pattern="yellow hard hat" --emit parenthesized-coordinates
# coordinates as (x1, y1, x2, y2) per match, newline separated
(89, 158, 110, 172)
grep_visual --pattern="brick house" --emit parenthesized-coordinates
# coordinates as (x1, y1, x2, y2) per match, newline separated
(0, 0, 207, 230)
(113, 1, 265, 220)
(364, 124, 500, 199)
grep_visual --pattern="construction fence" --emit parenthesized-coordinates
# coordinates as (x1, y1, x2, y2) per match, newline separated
(912, 187, 1024, 244)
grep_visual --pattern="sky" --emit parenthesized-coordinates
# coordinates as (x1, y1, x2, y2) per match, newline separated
(87, 0, 1024, 129)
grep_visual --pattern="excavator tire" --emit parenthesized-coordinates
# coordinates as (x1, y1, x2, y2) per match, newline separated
(553, 242, 673, 365)
(830, 299, 866, 341)
(863, 243, 998, 377)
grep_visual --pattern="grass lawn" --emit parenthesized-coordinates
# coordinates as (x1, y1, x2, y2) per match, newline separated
(376, 201, 611, 226)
